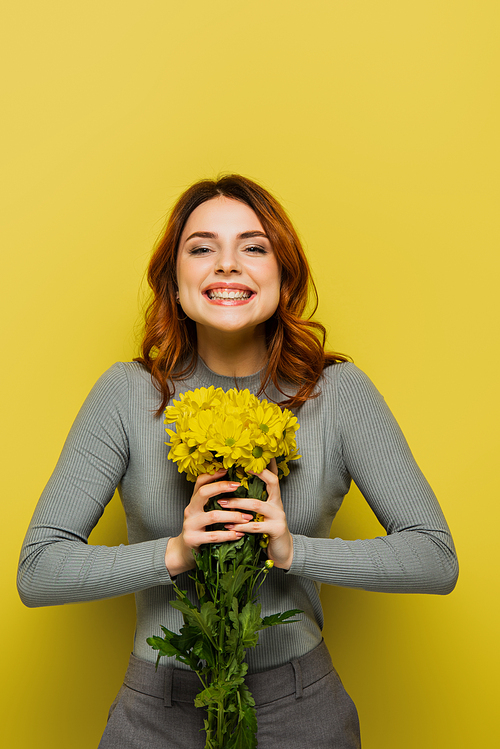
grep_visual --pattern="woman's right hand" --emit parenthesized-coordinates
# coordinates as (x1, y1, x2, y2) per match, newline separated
(164, 469, 254, 578)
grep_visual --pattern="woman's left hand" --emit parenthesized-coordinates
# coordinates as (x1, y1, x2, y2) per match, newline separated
(218, 458, 294, 569)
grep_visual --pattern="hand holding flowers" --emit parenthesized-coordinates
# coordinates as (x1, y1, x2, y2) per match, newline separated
(166, 461, 294, 577)
(149, 386, 301, 748)
(217, 461, 294, 570)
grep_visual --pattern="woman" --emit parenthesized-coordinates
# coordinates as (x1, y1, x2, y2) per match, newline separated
(18, 175, 458, 748)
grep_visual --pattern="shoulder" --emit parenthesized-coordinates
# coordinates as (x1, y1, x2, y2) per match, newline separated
(95, 361, 153, 388)
(320, 361, 387, 413)
(321, 360, 376, 392)
(83, 361, 159, 410)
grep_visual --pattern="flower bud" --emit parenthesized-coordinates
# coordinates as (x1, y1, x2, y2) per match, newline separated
(264, 559, 274, 570)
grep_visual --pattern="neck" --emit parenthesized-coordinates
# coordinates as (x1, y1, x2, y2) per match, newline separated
(196, 324, 267, 377)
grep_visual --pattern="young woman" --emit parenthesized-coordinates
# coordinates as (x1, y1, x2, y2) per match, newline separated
(18, 175, 458, 748)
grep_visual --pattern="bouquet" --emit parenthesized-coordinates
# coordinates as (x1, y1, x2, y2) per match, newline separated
(147, 386, 302, 748)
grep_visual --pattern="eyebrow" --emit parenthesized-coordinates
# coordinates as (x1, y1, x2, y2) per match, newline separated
(184, 230, 269, 242)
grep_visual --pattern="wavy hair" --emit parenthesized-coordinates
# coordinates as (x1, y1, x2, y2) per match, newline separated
(134, 175, 349, 413)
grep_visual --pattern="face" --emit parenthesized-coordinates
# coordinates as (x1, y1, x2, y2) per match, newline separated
(176, 197, 281, 338)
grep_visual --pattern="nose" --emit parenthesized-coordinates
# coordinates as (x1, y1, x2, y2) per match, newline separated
(214, 248, 241, 274)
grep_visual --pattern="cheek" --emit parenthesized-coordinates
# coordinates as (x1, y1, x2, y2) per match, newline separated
(176, 259, 197, 298)
(263, 271, 281, 313)
(268, 262, 281, 301)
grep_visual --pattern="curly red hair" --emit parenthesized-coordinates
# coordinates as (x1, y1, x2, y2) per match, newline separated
(134, 175, 349, 413)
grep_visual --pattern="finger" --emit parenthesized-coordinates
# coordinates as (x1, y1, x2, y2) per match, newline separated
(185, 528, 246, 548)
(190, 477, 241, 511)
(203, 510, 254, 527)
(224, 520, 279, 536)
(220, 502, 281, 527)
(268, 457, 278, 475)
(201, 530, 246, 544)
(218, 497, 274, 514)
(248, 466, 279, 486)
(247, 471, 281, 506)
(193, 469, 227, 490)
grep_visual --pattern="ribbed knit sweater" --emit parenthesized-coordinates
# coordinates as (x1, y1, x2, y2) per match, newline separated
(18, 358, 458, 672)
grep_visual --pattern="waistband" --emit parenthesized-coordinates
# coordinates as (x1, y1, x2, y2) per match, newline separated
(124, 639, 333, 707)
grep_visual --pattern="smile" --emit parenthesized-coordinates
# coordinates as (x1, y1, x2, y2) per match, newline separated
(206, 289, 253, 300)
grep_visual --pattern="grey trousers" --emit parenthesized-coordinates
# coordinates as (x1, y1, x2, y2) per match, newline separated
(98, 640, 361, 748)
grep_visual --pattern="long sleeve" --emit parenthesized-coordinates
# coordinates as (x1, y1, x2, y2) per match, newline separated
(17, 357, 459, 669)
(17, 363, 173, 607)
(288, 364, 459, 594)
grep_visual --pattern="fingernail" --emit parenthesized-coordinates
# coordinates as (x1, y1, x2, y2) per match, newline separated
(242, 514, 253, 520)
(218, 500, 228, 506)
(229, 482, 240, 487)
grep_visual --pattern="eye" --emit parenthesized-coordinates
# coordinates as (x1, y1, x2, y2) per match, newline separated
(244, 245, 267, 254)
(189, 246, 213, 255)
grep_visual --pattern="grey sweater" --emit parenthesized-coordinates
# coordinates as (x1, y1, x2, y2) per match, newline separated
(18, 359, 458, 672)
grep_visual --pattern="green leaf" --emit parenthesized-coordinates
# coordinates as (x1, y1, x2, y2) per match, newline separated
(239, 601, 262, 648)
(146, 632, 198, 670)
(195, 684, 225, 708)
(170, 600, 221, 649)
(175, 623, 202, 653)
(260, 608, 303, 628)
(146, 635, 175, 656)
(225, 685, 258, 749)
(221, 566, 255, 601)
(225, 626, 242, 659)
(192, 637, 216, 668)
(227, 659, 248, 681)
(246, 475, 265, 500)
(211, 535, 246, 565)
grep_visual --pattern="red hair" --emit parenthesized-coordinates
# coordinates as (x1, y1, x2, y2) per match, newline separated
(134, 175, 349, 413)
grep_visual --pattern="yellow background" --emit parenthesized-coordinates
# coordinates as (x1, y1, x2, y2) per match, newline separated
(2, 1, 498, 747)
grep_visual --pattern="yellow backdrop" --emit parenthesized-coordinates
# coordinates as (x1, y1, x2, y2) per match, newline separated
(2, 2, 498, 747)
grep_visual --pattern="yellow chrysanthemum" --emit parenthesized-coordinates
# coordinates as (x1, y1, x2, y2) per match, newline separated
(238, 443, 276, 475)
(225, 388, 260, 412)
(250, 402, 284, 441)
(163, 386, 300, 479)
(235, 465, 250, 489)
(166, 439, 213, 475)
(186, 409, 216, 449)
(280, 408, 300, 457)
(206, 416, 253, 469)
(165, 386, 225, 424)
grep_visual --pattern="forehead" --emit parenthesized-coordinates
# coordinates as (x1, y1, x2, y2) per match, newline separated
(180, 197, 264, 241)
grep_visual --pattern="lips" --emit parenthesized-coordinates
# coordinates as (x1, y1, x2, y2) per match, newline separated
(202, 283, 256, 304)
(206, 289, 252, 300)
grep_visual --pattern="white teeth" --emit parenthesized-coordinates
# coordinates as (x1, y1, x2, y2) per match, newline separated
(207, 289, 252, 300)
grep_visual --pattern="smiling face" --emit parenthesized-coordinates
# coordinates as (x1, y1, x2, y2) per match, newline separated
(176, 197, 281, 343)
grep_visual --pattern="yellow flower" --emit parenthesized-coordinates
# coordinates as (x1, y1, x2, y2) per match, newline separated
(247, 401, 284, 447)
(187, 408, 216, 448)
(238, 443, 275, 474)
(163, 386, 300, 480)
(235, 466, 250, 489)
(279, 408, 300, 457)
(166, 411, 217, 477)
(166, 439, 210, 475)
(206, 416, 251, 468)
(165, 386, 224, 424)
(225, 388, 260, 412)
